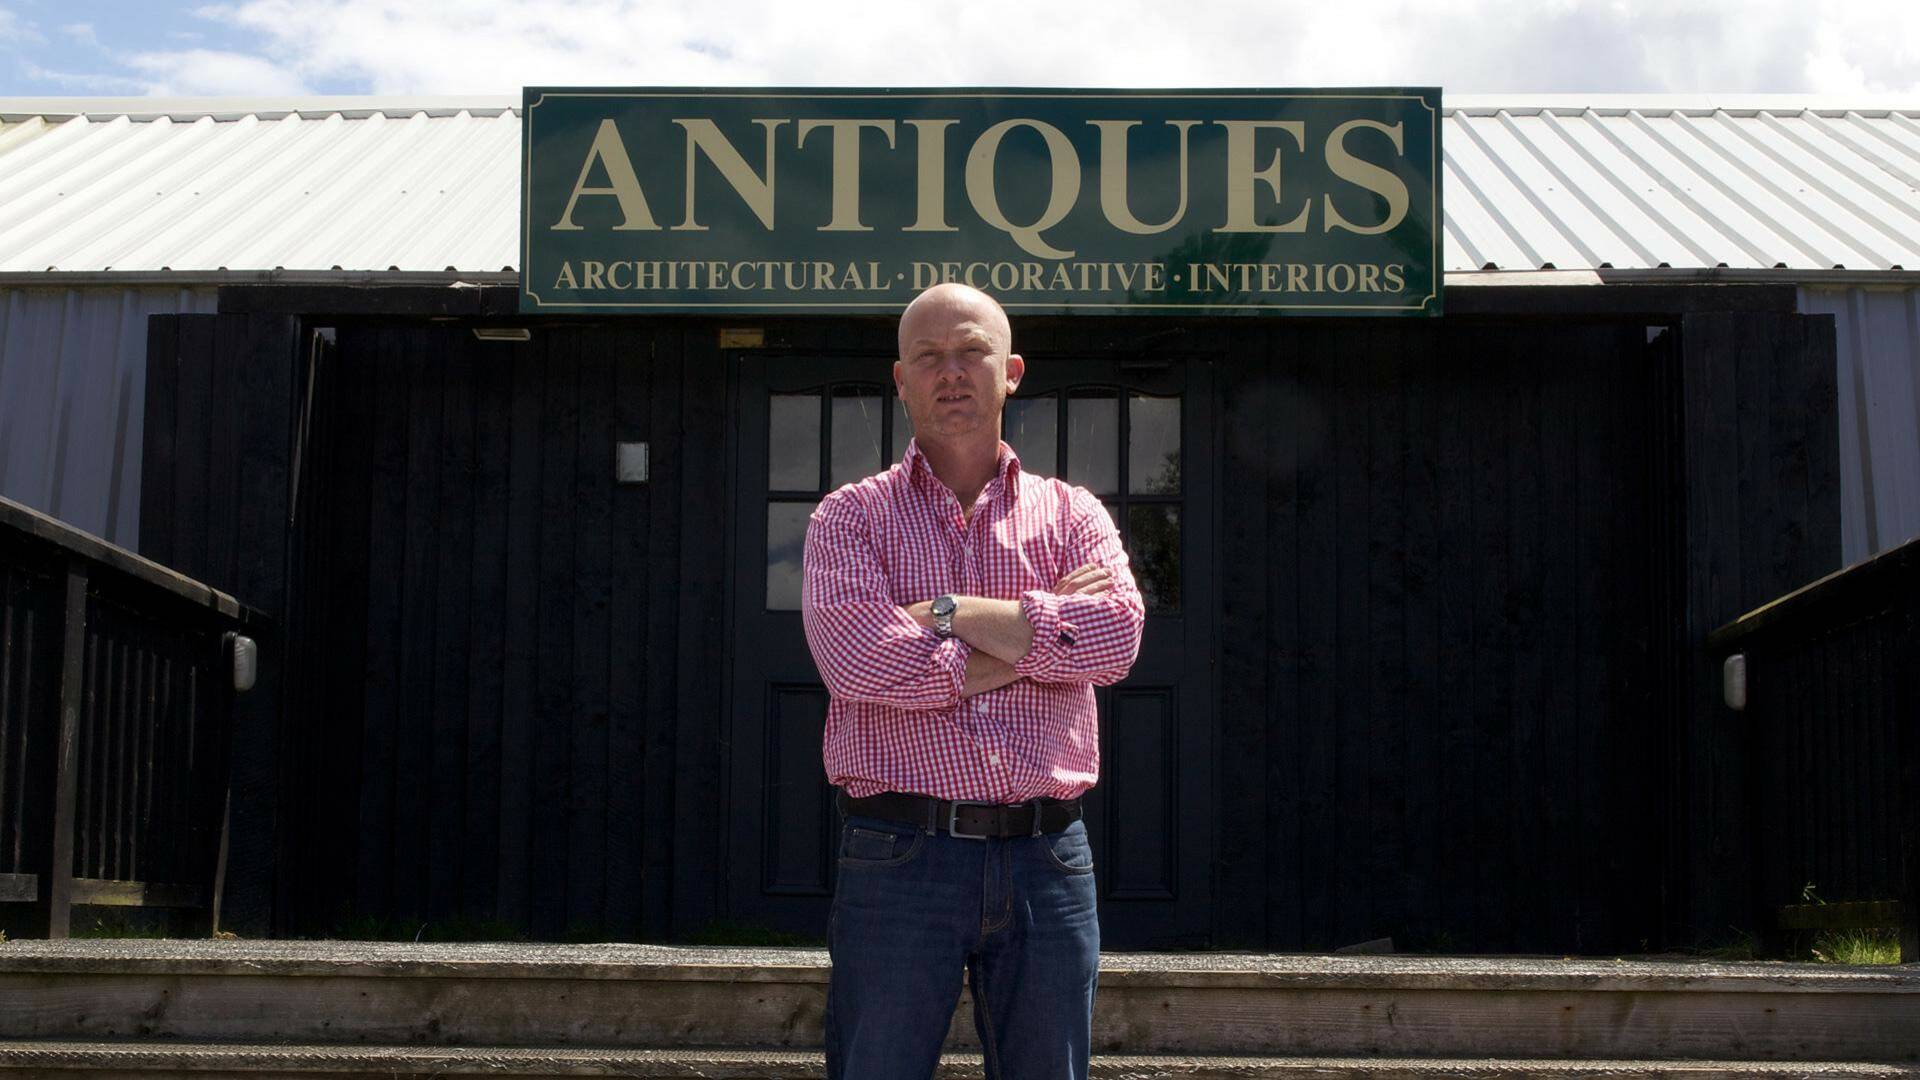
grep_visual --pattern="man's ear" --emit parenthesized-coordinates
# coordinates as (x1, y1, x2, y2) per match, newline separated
(893, 358, 906, 397)
(1005, 353, 1025, 392)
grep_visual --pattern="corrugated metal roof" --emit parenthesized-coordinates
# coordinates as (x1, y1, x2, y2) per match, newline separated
(1, 95, 1915, 277)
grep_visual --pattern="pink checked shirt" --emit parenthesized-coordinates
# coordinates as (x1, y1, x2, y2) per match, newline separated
(801, 438, 1145, 803)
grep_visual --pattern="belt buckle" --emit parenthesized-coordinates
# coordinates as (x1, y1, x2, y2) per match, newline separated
(946, 800, 997, 840)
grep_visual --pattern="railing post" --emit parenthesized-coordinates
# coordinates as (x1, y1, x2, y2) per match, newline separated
(37, 558, 86, 938)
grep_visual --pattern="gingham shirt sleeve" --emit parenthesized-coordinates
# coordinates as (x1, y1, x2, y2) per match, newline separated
(802, 491, 971, 710)
(1013, 487, 1146, 686)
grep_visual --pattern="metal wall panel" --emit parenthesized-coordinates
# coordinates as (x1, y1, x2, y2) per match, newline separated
(0, 287, 218, 548)
(1800, 286, 1920, 563)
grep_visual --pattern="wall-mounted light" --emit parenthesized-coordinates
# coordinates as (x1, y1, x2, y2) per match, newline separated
(1722, 653, 1747, 711)
(225, 632, 258, 693)
(472, 327, 532, 342)
(616, 442, 650, 484)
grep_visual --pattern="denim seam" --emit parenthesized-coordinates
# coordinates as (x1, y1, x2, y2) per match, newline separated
(981, 843, 1014, 936)
(971, 959, 1004, 1080)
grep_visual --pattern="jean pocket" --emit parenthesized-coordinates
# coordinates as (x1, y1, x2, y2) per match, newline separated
(1041, 822, 1095, 875)
(837, 818, 927, 868)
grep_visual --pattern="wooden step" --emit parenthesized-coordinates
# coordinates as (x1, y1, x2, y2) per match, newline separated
(1, 1041, 1917, 1079)
(2, 940, 1917, 1062)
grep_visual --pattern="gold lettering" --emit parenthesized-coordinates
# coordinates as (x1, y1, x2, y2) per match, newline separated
(583, 260, 607, 290)
(1091, 119, 1198, 235)
(813, 261, 836, 289)
(671, 118, 788, 231)
(607, 261, 631, 290)
(1384, 264, 1406, 292)
(1358, 263, 1381, 291)
(552, 119, 660, 232)
(965, 119, 1080, 260)
(797, 119, 897, 232)
(1214, 120, 1309, 234)
(1288, 263, 1309, 291)
(554, 262, 579, 290)
(1323, 120, 1409, 236)
(904, 119, 960, 233)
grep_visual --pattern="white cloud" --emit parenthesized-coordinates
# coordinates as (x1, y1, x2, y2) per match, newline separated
(59, 22, 98, 46)
(123, 47, 311, 95)
(25, 0, 1920, 97)
(0, 5, 46, 46)
(20, 59, 148, 92)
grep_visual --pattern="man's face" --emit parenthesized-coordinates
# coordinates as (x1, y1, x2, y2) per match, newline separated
(893, 289, 1024, 443)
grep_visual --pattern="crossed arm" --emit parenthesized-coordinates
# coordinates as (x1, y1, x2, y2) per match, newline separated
(800, 491, 1145, 710)
(900, 563, 1116, 696)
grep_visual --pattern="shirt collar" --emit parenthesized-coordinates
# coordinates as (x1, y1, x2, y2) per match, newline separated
(902, 437, 1023, 502)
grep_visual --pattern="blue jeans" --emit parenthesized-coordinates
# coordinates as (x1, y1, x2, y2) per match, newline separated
(823, 805, 1101, 1080)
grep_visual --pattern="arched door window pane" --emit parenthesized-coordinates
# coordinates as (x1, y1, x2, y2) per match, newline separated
(769, 394, 820, 492)
(1129, 394, 1180, 495)
(830, 390, 885, 488)
(1067, 393, 1119, 495)
(1005, 394, 1058, 477)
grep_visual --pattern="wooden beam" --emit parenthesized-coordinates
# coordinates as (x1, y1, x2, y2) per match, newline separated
(0, 872, 37, 903)
(66, 878, 203, 909)
(40, 559, 87, 938)
(1777, 900, 1903, 931)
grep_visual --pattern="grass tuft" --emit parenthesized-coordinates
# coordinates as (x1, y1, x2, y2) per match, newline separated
(1810, 928, 1902, 965)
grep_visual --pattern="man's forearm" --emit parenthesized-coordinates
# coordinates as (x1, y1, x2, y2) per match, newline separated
(943, 597, 1034, 665)
(960, 650, 1020, 697)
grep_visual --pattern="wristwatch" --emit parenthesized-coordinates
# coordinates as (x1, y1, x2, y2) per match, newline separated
(930, 594, 957, 638)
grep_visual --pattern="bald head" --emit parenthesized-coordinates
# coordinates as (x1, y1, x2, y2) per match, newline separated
(892, 283, 1024, 448)
(898, 283, 1012, 361)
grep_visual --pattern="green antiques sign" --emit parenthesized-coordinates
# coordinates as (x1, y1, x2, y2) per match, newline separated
(520, 88, 1441, 315)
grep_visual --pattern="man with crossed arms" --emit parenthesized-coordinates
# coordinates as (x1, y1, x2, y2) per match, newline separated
(801, 282, 1146, 1080)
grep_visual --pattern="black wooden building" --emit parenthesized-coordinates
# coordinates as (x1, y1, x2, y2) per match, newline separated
(136, 279, 1837, 955)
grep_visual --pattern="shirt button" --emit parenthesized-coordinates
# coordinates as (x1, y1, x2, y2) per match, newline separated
(974, 700, 988, 715)
(989, 753, 1001, 765)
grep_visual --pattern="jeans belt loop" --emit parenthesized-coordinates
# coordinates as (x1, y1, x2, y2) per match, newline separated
(1030, 798, 1044, 838)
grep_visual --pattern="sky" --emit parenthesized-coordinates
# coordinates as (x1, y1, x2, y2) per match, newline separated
(1, 0, 1917, 98)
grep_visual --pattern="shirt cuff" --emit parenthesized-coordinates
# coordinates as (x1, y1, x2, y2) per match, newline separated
(933, 633, 972, 706)
(1013, 590, 1077, 679)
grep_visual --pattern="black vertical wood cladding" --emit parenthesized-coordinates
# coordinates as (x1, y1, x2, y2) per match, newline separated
(276, 323, 722, 942)
(1211, 316, 1688, 954)
(1676, 312, 1843, 949)
(138, 313, 296, 936)
(1713, 536, 1918, 959)
(154, 301, 1836, 952)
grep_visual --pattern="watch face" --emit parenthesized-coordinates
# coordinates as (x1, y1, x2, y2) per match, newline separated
(931, 595, 956, 617)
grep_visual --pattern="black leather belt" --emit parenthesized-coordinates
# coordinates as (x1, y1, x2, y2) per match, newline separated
(836, 788, 1082, 839)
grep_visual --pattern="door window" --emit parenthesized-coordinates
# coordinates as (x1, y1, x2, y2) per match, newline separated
(1004, 389, 1183, 614)
(766, 384, 902, 611)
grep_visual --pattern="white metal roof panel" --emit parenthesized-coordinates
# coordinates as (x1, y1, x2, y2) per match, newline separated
(0, 95, 1915, 277)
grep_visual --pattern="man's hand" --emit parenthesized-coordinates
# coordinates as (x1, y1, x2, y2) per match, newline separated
(1053, 563, 1112, 596)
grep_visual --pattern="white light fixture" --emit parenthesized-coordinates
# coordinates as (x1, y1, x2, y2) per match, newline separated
(616, 442, 650, 484)
(472, 327, 532, 342)
(1722, 653, 1747, 712)
(225, 632, 259, 693)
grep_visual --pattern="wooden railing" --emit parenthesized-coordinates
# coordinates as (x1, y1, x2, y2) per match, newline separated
(0, 495, 262, 938)
(1710, 533, 1920, 962)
